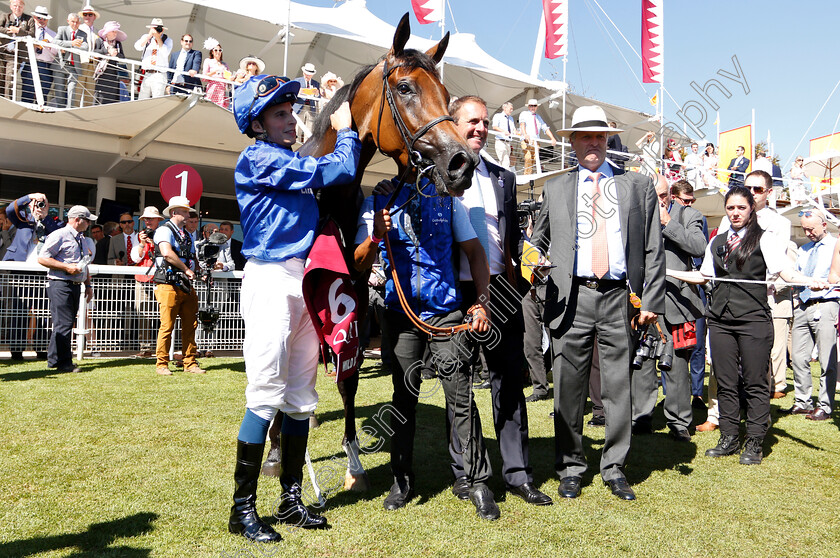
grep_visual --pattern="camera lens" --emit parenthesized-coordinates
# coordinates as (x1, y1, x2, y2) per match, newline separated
(35, 200, 46, 208)
(155, 25, 163, 32)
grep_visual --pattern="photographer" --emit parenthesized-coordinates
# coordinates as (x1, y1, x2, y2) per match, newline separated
(152, 196, 203, 376)
(131, 206, 164, 357)
(3, 192, 63, 262)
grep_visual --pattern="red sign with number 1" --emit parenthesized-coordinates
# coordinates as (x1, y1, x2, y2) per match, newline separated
(159, 164, 203, 205)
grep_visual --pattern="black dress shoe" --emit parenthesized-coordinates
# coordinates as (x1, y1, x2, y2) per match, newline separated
(631, 421, 653, 435)
(507, 482, 553, 506)
(692, 396, 706, 410)
(605, 478, 636, 501)
(451, 476, 470, 500)
(806, 408, 831, 421)
(525, 391, 550, 403)
(557, 476, 582, 498)
(473, 379, 492, 390)
(468, 483, 500, 520)
(705, 434, 740, 457)
(779, 405, 812, 415)
(383, 482, 413, 511)
(57, 365, 82, 373)
(669, 428, 692, 442)
(587, 414, 606, 427)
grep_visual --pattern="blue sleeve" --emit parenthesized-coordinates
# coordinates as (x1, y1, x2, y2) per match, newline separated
(6, 195, 32, 229)
(354, 196, 375, 246)
(247, 130, 361, 193)
(452, 198, 477, 243)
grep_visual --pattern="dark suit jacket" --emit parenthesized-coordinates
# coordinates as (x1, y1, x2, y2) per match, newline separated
(727, 156, 750, 186)
(480, 158, 526, 290)
(107, 232, 138, 265)
(230, 237, 246, 270)
(530, 168, 666, 329)
(53, 26, 89, 67)
(93, 236, 111, 265)
(293, 77, 320, 112)
(661, 203, 706, 323)
(168, 48, 202, 89)
(0, 12, 35, 47)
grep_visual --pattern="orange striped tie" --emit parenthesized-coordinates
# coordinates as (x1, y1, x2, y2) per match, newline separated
(590, 173, 609, 278)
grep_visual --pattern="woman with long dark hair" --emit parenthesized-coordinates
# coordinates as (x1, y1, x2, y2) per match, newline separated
(671, 186, 825, 464)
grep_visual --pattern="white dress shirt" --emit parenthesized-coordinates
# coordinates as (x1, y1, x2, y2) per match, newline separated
(574, 162, 626, 279)
(457, 158, 505, 280)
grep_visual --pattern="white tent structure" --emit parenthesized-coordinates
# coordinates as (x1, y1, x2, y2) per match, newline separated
(3, 0, 671, 201)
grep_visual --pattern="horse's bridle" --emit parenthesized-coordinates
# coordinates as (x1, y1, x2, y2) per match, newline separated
(373, 57, 474, 338)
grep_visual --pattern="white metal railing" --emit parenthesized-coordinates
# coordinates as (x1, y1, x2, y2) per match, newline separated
(0, 261, 244, 359)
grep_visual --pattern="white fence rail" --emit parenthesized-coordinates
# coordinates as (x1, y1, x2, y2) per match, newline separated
(0, 262, 244, 359)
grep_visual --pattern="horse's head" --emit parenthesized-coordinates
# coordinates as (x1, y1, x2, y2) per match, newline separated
(351, 13, 477, 197)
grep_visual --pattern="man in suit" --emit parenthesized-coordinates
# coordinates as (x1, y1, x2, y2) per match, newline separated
(0, 0, 35, 99)
(726, 146, 750, 188)
(108, 212, 138, 265)
(531, 105, 665, 501)
(447, 95, 553, 507)
(51, 12, 87, 108)
(75, 3, 99, 107)
(20, 5, 57, 105)
(293, 62, 320, 143)
(168, 33, 202, 94)
(631, 176, 706, 441)
(219, 221, 246, 270)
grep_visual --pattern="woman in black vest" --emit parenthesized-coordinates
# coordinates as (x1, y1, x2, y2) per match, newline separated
(671, 186, 824, 464)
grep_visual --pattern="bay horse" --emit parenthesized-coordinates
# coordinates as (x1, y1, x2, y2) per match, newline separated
(260, 13, 478, 493)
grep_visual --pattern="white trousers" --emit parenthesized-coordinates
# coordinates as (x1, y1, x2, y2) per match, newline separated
(241, 258, 319, 420)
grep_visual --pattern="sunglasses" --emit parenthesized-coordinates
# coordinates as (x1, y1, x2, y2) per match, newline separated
(678, 197, 696, 204)
(799, 210, 816, 217)
(183, 39, 193, 43)
(747, 186, 767, 194)
(120, 220, 133, 224)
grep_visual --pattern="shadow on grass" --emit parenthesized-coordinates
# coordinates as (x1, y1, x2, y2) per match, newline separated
(0, 512, 157, 557)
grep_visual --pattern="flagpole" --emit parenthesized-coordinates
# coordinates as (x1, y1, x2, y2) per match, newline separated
(562, 55, 567, 166)
(530, 9, 546, 79)
(439, 1, 446, 81)
(283, 0, 290, 77)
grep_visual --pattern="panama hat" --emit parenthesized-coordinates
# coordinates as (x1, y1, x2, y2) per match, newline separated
(557, 105, 622, 137)
(163, 196, 193, 218)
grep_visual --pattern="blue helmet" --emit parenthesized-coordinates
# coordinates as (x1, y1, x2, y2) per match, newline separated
(232, 74, 301, 134)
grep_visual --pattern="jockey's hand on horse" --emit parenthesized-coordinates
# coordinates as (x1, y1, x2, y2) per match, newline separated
(330, 101, 353, 131)
(373, 209, 391, 238)
(371, 179, 396, 196)
(468, 303, 491, 333)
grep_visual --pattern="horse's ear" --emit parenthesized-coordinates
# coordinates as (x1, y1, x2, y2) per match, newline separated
(390, 12, 411, 57)
(426, 31, 449, 65)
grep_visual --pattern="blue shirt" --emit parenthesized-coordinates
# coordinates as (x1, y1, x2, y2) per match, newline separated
(235, 129, 361, 262)
(796, 233, 839, 301)
(153, 221, 195, 271)
(41, 225, 96, 282)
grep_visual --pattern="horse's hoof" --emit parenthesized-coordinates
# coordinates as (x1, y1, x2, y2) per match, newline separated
(343, 470, 370, 492)
(261, 459, 281, 477)
(309, 414, 320, 429)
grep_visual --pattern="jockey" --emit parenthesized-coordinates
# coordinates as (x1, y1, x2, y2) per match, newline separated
(228, 74, 360, 543)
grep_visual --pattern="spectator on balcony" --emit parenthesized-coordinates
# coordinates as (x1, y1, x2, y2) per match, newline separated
(0, 0, 35, 99)
(92, 20, 126, 105)
(20, 5, 56, 105)
(233, 55, 263, 87)
(75, 3, 99, 107)
(51, 12, 86, 108)
(168, 34, 201, 94)
(134, 17, 172, 99)
(294, 62, 320, 142)
(319, 71, 343, 101)
(202, 37, 229, 108)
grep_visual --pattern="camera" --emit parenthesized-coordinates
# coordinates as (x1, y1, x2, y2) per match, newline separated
(141, 227, 155, 238)
(165, 268, 191, 294)
(517, 199, 542, 228)
(632, 328, 674, 371)
(34, 200, 46, 209)
(154, 25, 164, 32)
(195, 232, 228, 279)
(198, 305, 220, 333)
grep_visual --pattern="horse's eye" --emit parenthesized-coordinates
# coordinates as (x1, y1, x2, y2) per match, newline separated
(396, 83, 412, 95)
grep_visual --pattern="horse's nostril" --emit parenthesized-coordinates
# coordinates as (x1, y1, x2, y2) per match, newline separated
(447, 152, 469, 177)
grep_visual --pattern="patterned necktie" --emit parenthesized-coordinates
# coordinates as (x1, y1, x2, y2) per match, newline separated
(36, 27, 44, 53)
(70, 31, 76, 65)
(126, 235, 133, 265)
(590, 173, 609, 278)
(725, 231, 740, 258)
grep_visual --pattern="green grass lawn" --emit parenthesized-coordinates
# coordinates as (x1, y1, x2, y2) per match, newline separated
(1, 356, 839, 557)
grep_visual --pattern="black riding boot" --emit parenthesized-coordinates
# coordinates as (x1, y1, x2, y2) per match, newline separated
(275, 432, 329, 529)
(229, 440, 283, 543)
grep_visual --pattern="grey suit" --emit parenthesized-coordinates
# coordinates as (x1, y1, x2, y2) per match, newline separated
(631, 203, 706, 434)
(52, 26, 89, 108)
(531, 168, 665, 482)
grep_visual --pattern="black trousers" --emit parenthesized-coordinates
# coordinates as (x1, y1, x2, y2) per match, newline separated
(46, 280, 81, 369)
(450, 277, 532, 487)
(523, 284, 549, 394)
(708, 318, 773, 438)
(386, 308, 491, 489)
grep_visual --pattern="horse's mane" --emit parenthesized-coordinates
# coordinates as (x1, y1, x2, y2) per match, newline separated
(308, 49, 441, 143)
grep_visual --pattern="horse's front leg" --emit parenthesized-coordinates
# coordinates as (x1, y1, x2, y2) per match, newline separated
(338, 374, 370, 491)
(260, 412, 283, 477)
